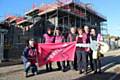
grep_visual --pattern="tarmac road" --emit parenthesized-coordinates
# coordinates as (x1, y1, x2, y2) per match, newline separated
(0, 49, 120, 80)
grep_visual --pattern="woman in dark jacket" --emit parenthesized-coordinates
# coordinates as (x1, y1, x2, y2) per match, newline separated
(22, 39, 38, 77)
(90, 28, 103, 74)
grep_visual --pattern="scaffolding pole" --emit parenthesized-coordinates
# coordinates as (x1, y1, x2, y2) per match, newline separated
(68, 0, 70, 29)
(62, 16, 64, 30)
(73, 0, 77, 28)
(54, 8, 59, 35)
(79, 1, 81, 27)
(68, 14, 70, 27)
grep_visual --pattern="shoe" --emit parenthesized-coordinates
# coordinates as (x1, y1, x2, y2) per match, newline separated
(67, 66, 71, 70)
(79, 70, 82, 74)
(32, 73, 35, 76)
(93, 71, 97, 74)
(84, 71, 88, 75)
(57, 67, 62, 70)
(74, 68, 78, 71)
(98, 70, 102, 73)
(62, 68, 66, 72)
(91, 68, 94, 71)
(25, 73, 28, 77)
(34, 71, 38, 75)
(25, 75, 29, 78)
(49, 67, 53, 71)
(46, 68, 50, 72)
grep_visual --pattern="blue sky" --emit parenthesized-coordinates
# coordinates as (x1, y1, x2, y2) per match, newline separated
(0, 0, 120, 36)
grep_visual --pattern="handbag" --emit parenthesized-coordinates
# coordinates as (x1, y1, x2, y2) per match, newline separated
(97, 51, 104, 58)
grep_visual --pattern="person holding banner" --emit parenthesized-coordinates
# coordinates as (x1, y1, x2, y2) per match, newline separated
(76, 27, 87, 74)
(54, 27, 66, 71)
(84, 26, 94, 72)
(90, 28, 103, 74)
(67, 27, 77, 70)
(43, 27, 54, 71)
(22, 39, 38, 77)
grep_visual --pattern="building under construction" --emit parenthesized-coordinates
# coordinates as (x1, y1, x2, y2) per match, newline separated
(1, 0, 107, 61)
(23, 0, 106, 42)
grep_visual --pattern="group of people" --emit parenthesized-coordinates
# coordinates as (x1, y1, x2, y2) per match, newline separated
(22, 25, 103, 77)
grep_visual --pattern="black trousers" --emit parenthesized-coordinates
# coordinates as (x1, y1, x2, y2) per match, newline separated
(74, 52, 77, 69)
(62, 61, 66, 70)
(46, 63, 52, 70)
(66, 61, 72, 69)
(57, 61, 66, 70)
(57, 62, 61, 68)
(57, 60, 69, 70)
(93, 59, 101, 72)
(54, 61, 66, 70)
(86, 51, 94, 71)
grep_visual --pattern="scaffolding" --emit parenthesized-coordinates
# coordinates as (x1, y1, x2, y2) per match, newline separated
(0, 0, 107, 60)
(36, 0, 86, 34)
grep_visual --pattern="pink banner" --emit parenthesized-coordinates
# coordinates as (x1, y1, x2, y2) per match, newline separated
(36, 42, 76, 67)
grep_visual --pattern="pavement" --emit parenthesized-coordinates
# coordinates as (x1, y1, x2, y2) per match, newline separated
(0, 49, 120, 80)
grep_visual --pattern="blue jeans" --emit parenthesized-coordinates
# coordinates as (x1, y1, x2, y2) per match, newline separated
(76, 50, 87, 72)
(25, 64, 38, 74)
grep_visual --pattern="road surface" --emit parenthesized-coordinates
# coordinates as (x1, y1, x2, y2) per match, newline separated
(0, 49, 120, 80)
